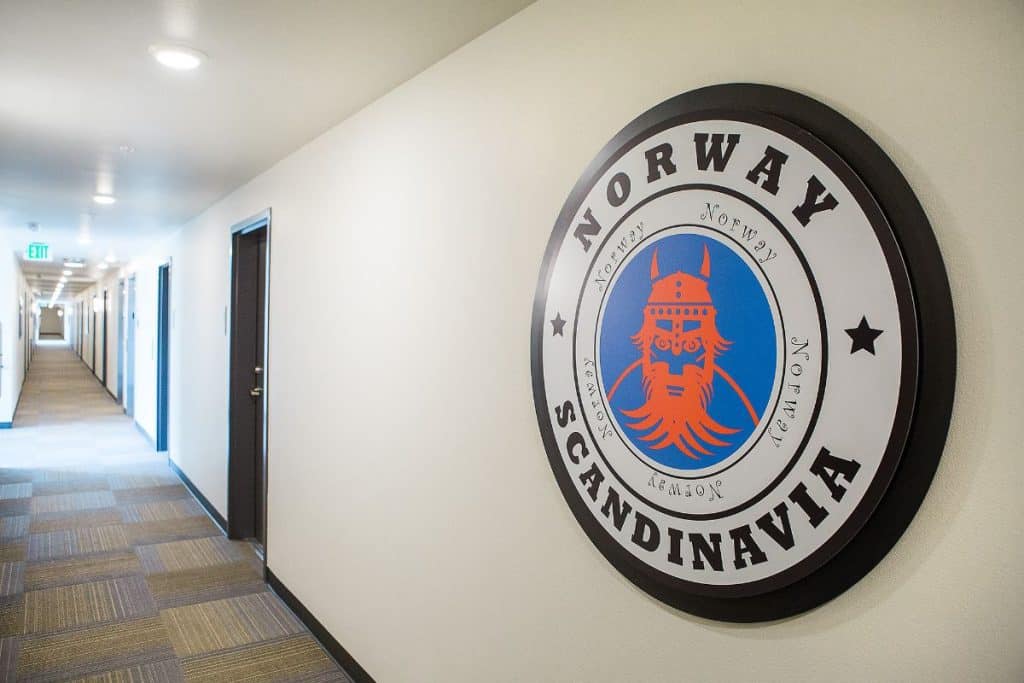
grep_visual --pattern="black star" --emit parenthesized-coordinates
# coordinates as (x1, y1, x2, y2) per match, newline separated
(550, 313, 567, 336)
(845, 316, 883, 355)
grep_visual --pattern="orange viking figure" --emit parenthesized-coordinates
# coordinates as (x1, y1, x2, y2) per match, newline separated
(606, 245, 759, 460)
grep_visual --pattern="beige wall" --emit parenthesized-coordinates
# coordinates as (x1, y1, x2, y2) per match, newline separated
(127, 1, 1023, 680)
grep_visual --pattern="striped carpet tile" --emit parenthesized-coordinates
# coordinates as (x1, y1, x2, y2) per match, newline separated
(30, 490, 117, 515)
(181, 634, 350, 683)
(0, 515, 30, 539)
(136, 536, 245, 574)
(32, 477, 110, 496)
(24, 550, 142, 591)
(120, 499, 203, 524)
(0, 562, 23, 597)
(17, 615, 176, 680)
(0, 540, 27, 563)
(28, 525, 130, 561)
(0, 470, 33, 485)
(161, 591, 304, 657)
(0, 636, 18, 680)
(146, 559, 265, 609)
(113, 485, 190, 506)
(126, 515, 220, 546)
(0, 596, 24, 637)
(30, 507, 124, 533)
(24, 575, 157, 634)
(0, 483, 32, 500)
(108, 474, 182, 491)
(0, 499, 30, 517)
(31, 470, 95, 483)
(76, 658, 185, 682)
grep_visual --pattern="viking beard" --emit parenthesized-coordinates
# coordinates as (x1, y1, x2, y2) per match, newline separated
(621, 360, 738, 460)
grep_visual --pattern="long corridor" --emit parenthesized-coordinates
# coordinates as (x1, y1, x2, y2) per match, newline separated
(0, 344, 348, 681)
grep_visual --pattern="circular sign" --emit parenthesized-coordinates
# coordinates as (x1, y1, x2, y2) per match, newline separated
(531, 84, 955, 621)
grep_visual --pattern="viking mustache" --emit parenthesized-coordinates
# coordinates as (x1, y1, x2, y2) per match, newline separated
(622, 360, 738, 459)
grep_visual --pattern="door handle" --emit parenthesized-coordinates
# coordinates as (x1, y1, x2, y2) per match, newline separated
(249, 387, 262, 398)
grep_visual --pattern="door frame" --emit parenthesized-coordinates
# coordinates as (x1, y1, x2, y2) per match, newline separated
(117, 279, 125, 402)
(101, 288, 109, 386)
(156, 263, 171, 452)
(91, 296, 97, 371)
(126, 275, 136, 417)
(226, 208, 272, 554)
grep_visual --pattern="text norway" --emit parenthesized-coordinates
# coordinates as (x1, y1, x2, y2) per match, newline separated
(573, 132, 839, 253)
(554, 400, 861, 572)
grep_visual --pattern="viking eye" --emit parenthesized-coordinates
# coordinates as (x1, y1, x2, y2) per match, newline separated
(683, 338, 701, 353)
(655, 337, 670, 351)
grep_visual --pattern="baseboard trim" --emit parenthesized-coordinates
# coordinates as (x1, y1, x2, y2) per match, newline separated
(266, 569, 374, 683)
(133, 421, 156, 449)
(0, 422, 11, 430)
(166, 458, 227, 532)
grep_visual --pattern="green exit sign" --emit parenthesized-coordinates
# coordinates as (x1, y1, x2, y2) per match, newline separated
(24, 243, 51, 262)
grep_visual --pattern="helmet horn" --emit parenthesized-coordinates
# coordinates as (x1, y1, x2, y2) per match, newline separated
(650, 248, 660, 281)
(700, 245, 711, 279)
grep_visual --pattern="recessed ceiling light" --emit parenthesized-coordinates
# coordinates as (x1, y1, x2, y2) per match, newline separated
(104, 253, 117, 263)
(59, 276, 67, 283)
(97, 262, 109, 270)
(93, 194, 116, 205)
(64, 260, 85, 269)
(62, 269, 72, 276)
(149, 44, 206, 70)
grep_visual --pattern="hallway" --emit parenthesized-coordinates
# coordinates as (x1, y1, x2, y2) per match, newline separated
(0, 344, 348, 681)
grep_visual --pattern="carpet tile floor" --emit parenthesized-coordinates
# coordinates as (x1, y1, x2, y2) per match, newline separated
(0, 343, 350, 682)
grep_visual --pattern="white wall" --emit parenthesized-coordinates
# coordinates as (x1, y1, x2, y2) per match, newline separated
(128, 1, 1023, 680)
(0, 235, 30, 425)
(39, 306, 63, 336)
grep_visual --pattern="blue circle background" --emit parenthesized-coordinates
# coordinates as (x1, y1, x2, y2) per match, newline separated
(599, 232, 777, 470)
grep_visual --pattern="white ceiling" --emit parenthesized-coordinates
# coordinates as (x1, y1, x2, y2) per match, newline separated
(0, 0, 532, 299)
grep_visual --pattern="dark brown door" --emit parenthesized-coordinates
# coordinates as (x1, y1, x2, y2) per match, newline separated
(228, 225, 268, 549)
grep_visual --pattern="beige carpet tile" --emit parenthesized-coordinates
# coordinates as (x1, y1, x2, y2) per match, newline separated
(17, 615, 176, 681)
(74, 657, 186, 682)
(0, 539, 27, 563)
(0, 562, 23, 597)
(0, 482, 32, 500)
(0, 636, 18, 681)
(32, 469, 100, 483)
(161, 591, 304, 657)
(109, 474, 182, 491)
(25, 550, 143, 591)
(30, 507, 124, 534)
(33, 477, 111, 496)
(24, 575, 157, 634)
(0, 514, 30, 539)
(114, 486, 191, 506)
(0, 498, 30, 517)
(30, 490, 118, 515)
(136, 537, 249, 575)
(0, 470, 33, 485)
(146, 559, 265, 609)
(120, 500, 203, 524)
(180, 634, 350, 683)
(126, 516, 221, 546)
(28, 525, 130, 561)
(0, 595, 24, 638)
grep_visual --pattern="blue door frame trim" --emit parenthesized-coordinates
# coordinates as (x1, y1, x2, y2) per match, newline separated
(156, 263, 171, 452)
